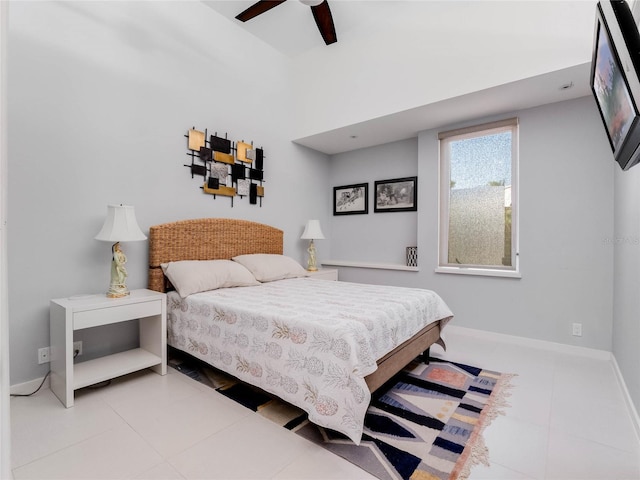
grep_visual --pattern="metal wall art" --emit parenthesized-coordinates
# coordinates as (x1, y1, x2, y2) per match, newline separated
(185, 127, 265, 207)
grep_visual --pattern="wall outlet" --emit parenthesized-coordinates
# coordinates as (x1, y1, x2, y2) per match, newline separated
(73, 341, 83, 356)
(572, 323, 583, 337)
(37, 347, 50, 364)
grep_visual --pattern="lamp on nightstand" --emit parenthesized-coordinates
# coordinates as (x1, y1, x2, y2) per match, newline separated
(301, 219, 325, 272)
(95, 204, 147, 298)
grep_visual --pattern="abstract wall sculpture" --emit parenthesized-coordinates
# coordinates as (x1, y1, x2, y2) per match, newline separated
(185, 127, 265, 207)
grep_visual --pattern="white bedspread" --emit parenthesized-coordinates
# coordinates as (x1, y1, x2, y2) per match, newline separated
(167, 277, 453, 444)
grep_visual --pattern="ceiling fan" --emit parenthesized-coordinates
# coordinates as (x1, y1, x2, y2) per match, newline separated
(235, 0, 337, 46)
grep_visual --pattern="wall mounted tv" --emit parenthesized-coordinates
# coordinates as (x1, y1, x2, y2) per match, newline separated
(591, 0, 640, 170)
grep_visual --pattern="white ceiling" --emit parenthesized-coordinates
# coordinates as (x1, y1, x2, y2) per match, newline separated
(202, 0, 400, 57)
(202, 0, 595, 154)
(293, 62, 592, 154)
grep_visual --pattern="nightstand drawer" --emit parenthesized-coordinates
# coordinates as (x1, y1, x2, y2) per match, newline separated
(74, 300, 161, 330)
(306, 269, 339, 281)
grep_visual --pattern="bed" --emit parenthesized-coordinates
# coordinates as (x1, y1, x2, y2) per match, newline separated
(148, 218, 453, 444)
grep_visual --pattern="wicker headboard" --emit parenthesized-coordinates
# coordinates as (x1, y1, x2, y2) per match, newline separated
(148, 218, 284, 292)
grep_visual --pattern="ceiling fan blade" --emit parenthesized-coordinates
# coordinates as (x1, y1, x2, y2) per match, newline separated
(236, 0, 287, 22)
(310, 1, 337, 45)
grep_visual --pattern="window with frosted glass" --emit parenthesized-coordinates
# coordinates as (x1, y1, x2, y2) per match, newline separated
(439, 119, 518, 272)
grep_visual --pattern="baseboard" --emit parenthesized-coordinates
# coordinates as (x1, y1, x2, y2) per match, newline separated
(611, 355, 640, 443)
(446, 325, 640, 442)
(445, 325, 611, 360)
(10, 374, 50, 396)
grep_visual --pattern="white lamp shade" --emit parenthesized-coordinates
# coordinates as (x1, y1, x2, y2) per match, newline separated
(300, 0, 324, 6)
(301, 220, 325, 240)
(95, 204, 147, 242)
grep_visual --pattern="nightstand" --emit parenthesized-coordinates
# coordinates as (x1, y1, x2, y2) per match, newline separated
(306, 268, 339, 281)
(49, 289, 167, 407)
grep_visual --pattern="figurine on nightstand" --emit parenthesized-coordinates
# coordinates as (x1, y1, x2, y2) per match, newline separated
(107, 242, 129, 298)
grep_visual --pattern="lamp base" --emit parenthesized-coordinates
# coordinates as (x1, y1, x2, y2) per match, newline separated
(106, 242, 130, 298)
(107, 284, 130, 298)
(306, 239, 319, 272)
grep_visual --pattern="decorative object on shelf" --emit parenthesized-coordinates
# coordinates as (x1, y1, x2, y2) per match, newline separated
(406, 246, 418, 267)
(301, 219, 325, 271)
(333, 183, 368, 215)
(184, 127, 265, 207)
(95, 204, 147, 298)
(374, 176, 417, 213)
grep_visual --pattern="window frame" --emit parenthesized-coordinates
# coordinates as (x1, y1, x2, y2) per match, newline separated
(436, 118, 520, 278)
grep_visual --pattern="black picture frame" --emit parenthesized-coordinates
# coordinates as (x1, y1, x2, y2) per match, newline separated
(333, 183, 368, 215)
(374, 176, 417, 213)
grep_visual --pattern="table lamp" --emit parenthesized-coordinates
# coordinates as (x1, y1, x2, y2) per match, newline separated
(95, 204, 147, 298)
(301, 219, 325, 271)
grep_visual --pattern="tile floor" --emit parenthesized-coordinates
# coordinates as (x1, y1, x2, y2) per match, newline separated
(10, 327, 640, 480)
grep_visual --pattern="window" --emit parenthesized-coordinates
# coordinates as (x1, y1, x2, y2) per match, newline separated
(437, 118, 519, 277)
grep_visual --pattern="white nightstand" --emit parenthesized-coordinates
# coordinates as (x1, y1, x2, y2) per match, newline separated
(306, 268, 339, 281)
(49, 288, 167, 407)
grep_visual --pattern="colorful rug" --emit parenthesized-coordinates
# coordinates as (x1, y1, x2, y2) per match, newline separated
(169, 349, 514, 480)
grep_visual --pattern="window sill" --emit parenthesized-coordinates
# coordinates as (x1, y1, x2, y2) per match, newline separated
(322, 260, 419, 272)
(435, 266, 521, 278)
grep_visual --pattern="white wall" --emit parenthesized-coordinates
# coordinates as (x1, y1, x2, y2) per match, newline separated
(292, 1, 597, 139)
(611, 0, 640, 428)
(7, 1, 330, 385)
(612, 162, 640, 423)
(329, 96, 615, 351)
(0, 1, 10, 476)
(328, 138, 418, 266)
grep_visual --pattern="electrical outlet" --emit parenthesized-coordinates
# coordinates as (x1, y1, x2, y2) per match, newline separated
(73, 341, 83, 356)
(572, 323, 583, 337)
(37, 347, 50, 364)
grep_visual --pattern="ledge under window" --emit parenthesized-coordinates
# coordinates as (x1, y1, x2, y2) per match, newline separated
(322, 260, 419, 272)
(435, 266, 521, 278)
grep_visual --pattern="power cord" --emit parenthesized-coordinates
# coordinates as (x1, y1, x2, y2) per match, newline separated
(10, 348, 81, 398)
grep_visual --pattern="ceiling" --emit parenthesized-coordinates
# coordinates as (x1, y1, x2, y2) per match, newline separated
(202, 0, 399, 57)
(293, 62, 592, 154)
(202, 1, 594, 155)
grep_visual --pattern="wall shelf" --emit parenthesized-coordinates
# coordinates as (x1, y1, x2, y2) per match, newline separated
(322, 260, 419, 272)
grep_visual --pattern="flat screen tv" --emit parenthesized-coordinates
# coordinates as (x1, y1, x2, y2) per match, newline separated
(591, 0, 640, 170)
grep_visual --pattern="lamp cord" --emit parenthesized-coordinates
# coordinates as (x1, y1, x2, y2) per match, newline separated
(10, 370, 51, 398)
(10, 349, 80, 398)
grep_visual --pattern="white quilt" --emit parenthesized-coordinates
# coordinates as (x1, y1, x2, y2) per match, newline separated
(167, 277, 453, 444)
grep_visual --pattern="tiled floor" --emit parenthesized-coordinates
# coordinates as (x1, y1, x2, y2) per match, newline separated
(10, 327, 640, 479)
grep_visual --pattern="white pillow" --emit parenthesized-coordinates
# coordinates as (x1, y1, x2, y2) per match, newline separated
(161, 259, 259, 298)
(231, 254, 307, 282)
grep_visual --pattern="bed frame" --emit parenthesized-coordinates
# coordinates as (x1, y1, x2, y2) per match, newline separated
(147, 218, 447, 392)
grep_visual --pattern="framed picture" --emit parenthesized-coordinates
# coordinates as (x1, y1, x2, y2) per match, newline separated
(333, 183, 368, 215)
(374, 176, 417, 213)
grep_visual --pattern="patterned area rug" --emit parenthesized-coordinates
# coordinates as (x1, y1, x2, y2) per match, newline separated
(169, 348, 514, 480)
